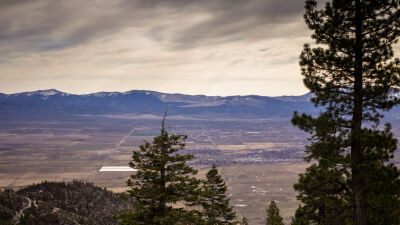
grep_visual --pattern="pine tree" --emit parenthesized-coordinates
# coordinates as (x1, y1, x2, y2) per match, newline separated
(266, 200, 284, 225)
(117, 112, 203, 225)
(200, 164, 237, 225)
(292, 0, 400, 224)
(290, 206, 310, 225)
(241, 217, 249, 225)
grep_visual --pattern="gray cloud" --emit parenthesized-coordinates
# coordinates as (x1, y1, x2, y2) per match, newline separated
(0, 0, 320, 96)
(0, 0, 308, 57)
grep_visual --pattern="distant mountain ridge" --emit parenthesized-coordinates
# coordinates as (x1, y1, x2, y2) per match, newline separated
(0, 89, 317, 119)
(2, 89, 313, 102)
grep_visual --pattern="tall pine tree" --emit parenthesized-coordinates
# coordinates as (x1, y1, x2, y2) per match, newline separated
(266, 200, 284, 225)
(117, 112, 203, 225)
(292, 0, 400, 224)
(200, 164, 237, 225)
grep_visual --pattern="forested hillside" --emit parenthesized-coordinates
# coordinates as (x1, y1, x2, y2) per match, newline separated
(0, 181, 132, 225)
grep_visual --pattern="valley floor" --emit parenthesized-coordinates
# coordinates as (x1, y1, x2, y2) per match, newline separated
(1, 114, 400, 224)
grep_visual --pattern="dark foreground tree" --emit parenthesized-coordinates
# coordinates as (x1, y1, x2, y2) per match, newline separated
(117, 114, 203, 225)
(290, 206, 310, 225)
(200, 164, 237, 225)
(266, 200, 284, 225)
(241, 217, 249, 225)
(292, 0, 400, 224)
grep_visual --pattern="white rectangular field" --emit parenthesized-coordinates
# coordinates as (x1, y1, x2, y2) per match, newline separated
(99, 166, 138, 172)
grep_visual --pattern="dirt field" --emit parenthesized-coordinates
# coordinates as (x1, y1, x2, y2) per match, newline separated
(1, 115, 399, 224)
(219, 163, 309, 225)
(0, 144, 308, 225)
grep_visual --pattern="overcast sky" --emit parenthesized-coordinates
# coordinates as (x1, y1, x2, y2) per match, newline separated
(0, 0, 333, 96)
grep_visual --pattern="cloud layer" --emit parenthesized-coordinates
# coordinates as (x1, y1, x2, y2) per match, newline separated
(0, 0, 315, 96)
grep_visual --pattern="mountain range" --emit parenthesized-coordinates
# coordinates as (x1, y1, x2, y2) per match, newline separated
(0, 89, 318, 119)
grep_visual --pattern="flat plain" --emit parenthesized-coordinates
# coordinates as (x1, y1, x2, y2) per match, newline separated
(1, 114, 399, 224)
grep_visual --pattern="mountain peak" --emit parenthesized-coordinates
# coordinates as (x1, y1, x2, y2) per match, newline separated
(9, 89, 68, 97)
(31, 89, 63, 96)
(0, 89, 318, 118)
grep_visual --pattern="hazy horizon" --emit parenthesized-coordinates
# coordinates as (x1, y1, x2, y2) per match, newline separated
(0, 87, 310, 97)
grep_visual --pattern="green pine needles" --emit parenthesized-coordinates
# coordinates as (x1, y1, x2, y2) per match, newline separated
(201, 164, 237, 225)
(117, 113, 238, 225)
(117, 115, 203, 225)
(266, 200, 284, 225)
(241, 217, 249, 225)
(292, 0, 400, 224)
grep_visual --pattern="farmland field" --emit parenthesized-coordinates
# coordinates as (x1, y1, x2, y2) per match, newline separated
(220, 164, 309, 224)
(130, 132, 160, 136)
(1, 114, 400, 224)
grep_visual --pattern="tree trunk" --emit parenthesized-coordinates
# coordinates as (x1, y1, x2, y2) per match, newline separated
(351, 0, 367, 224)
(159, 134, 167, 217)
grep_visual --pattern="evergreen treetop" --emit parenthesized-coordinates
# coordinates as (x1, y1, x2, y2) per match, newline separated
(117, 113, 202, 225)
(266, 200, 284, 225)
(201, 164, 237, 225)
(241, 217, 249, 225)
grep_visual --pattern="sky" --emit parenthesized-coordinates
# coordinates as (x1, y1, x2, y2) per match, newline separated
(0, 0, 334, 96)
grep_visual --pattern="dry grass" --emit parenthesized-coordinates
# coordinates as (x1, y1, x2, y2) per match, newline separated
(219, 163, 309, 225)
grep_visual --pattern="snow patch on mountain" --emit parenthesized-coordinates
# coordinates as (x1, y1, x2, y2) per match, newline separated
(11, 89, 70, 97)
(88, 92, 120, 97)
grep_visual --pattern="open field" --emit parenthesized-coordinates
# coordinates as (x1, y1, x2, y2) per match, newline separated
(1, 114, 400, 224)
(130, 132, 160, 136)
(220, 163, 309, 225)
